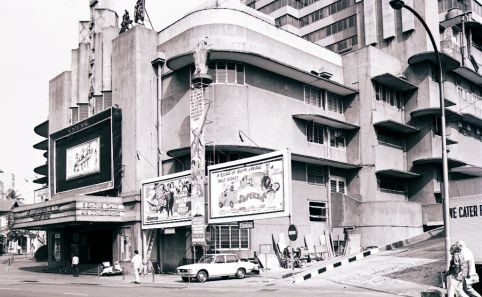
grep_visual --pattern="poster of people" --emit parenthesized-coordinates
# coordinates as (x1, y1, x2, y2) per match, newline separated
(208, 150, 290, 223)
(141, 172, 192, 228)
(66, 138, 100, 180)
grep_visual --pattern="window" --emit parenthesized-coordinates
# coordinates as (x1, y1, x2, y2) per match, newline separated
(78, 103, 89, 121)
(209, 225, 249, 250)
(330, 178, 346, 193)
(329, 128, 346, 148)
(378, 177, 405, 194)
(226, 255, 239, 263)
(309, 201, 327, 222)
(377, 128, 404, 149)
(327, 92, 343, 113)
(302, 15, 357, 43)
(300, 0, 355, 27)
(374, 82, 403, 108)
(103, 91, 112, 109)
(307, 165, 325, 184)
(304, 85, 322, 108)
(200, 62, 246, 85)
(307, 122, 325, 144)
(71, 107, 79, 124)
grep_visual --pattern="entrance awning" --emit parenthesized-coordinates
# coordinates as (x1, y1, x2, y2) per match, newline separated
(12, 195, 125, 230)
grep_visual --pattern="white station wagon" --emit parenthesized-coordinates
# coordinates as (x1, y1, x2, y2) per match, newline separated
(177, 253, 256, 282)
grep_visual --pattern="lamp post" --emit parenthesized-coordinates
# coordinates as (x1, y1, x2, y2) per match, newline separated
(389, 0, 451, 271)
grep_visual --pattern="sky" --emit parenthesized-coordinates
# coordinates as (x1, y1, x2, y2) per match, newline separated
(0, 0, 200, 203)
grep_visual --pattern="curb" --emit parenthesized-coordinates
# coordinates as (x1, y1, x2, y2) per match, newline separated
(292, 227, 444, 284)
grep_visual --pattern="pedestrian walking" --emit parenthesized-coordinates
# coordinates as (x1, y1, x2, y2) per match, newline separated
(447, 243, 469, 297)
(457, 240, 481, 297)
(131, 250, 142, 284)
(72, 254, 79, 277)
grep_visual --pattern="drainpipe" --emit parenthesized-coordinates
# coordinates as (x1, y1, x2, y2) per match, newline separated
(461, 13, 467, 66)
(151, 52, 166, 177)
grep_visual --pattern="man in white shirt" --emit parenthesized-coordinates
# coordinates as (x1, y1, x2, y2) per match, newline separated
(71, 254, 79, 277)
(457, 240, 481, 297)
(131, 250, 142, 284)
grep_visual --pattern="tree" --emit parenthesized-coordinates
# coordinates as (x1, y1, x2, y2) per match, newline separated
(5, 188, 24, 202)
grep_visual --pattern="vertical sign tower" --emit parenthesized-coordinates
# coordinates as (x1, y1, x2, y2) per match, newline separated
(190, 38, 212, 249)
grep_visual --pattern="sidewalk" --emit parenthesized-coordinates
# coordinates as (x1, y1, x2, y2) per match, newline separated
(0, 254, 335, 288)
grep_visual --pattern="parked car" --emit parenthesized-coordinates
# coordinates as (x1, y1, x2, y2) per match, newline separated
(177, 253, 256, 282)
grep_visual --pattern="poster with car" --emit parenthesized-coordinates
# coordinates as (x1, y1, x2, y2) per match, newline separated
(141, 171, 192, 229)
(208, 150, 291, 223)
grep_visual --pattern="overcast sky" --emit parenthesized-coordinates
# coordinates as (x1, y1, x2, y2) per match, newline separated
(0, 0, 200, 202)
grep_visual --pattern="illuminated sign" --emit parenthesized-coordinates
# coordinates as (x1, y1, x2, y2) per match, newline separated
(66, 138, 100, 180)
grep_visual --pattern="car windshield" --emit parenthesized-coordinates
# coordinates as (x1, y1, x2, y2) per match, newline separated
(198, 255, 215, 264)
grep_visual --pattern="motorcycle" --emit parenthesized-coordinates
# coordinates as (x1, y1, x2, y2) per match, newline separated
(99, 261, 123, 276)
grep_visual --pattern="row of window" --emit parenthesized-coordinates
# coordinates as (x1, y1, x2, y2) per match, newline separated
(304, 85, 344, 113)
(325, 35, 358, 53)
(275, 14, 305, 28)
(205, 62, 245, 85)
(458, 86, 482, 104)
(307, 122, 347, 148)
(458, 121, 482, 141)
(302, 15, 356, 43)
(300, 0, 355, 27)
(377, 128, 404, 149)
(259, 0, 307, 14)
(374, 81, 403, 109)
(70, 91, 113, 124)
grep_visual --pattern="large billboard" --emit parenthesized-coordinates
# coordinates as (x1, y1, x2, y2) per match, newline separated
(50, 108, 122, 198)
(449, 195, 482, 264)
(141, 171, 192, 229)
(208, 150, 291, 223)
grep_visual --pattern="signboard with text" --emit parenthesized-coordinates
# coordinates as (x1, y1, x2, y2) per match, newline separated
(208, 150, 291, 224)
(141, 171, 192, 229)
(449, 195, 482, 264)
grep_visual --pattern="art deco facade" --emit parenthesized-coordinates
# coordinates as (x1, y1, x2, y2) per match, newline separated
(13, 0, 482, 272)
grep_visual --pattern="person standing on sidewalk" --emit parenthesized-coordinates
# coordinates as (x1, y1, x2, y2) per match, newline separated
(447, 243, 469, 297)
(72, 254, 79, 277)
(131, 250, 142, 284)
(457, 240, 481, 297)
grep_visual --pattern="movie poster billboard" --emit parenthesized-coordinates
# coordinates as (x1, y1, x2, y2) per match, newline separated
(66, 138, 100, 180)
(208, 150, 291, 223)
(141, 171, 192, 229)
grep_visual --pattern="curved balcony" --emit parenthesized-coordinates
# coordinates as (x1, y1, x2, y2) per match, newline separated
(408, 51, 460, 72)
(33, 176, 48, 185)
(373, 120, 419, 134)
(292, 114, 359, 130)
(34, 120, 49, 138)
(33, 139, 48, 151)
(34, 164, 48, 176)
(412, 157, 466, 168)
(167, 50, 357, 96)
(410, 107, 462, 121)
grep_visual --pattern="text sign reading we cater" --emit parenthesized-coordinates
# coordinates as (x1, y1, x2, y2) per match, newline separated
(449, 195, 482, 264)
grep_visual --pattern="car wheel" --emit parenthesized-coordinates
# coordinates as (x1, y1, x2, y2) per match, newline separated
(181, 277, 190, 282)
(197, 270, 208, 283)
(235, 268, 246, 279)
(230, 201, 234, 208)
(219, 202, 223, 208)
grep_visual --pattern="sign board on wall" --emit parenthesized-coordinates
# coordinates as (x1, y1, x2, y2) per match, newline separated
(66, 137, 100, 180)
(208, 149, 291, 224)
(141, 171, 192, 229)
(50, 108, 122, 198)
(449, 195, 482, 264)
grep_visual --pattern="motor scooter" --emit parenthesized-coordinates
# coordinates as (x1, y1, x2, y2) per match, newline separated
(99, 261, 123, 276)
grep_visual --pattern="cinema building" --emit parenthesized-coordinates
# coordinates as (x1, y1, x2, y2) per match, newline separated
(14, 0, 482, 272)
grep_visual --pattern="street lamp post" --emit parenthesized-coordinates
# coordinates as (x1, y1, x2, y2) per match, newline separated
(389, 0, 451, 272)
